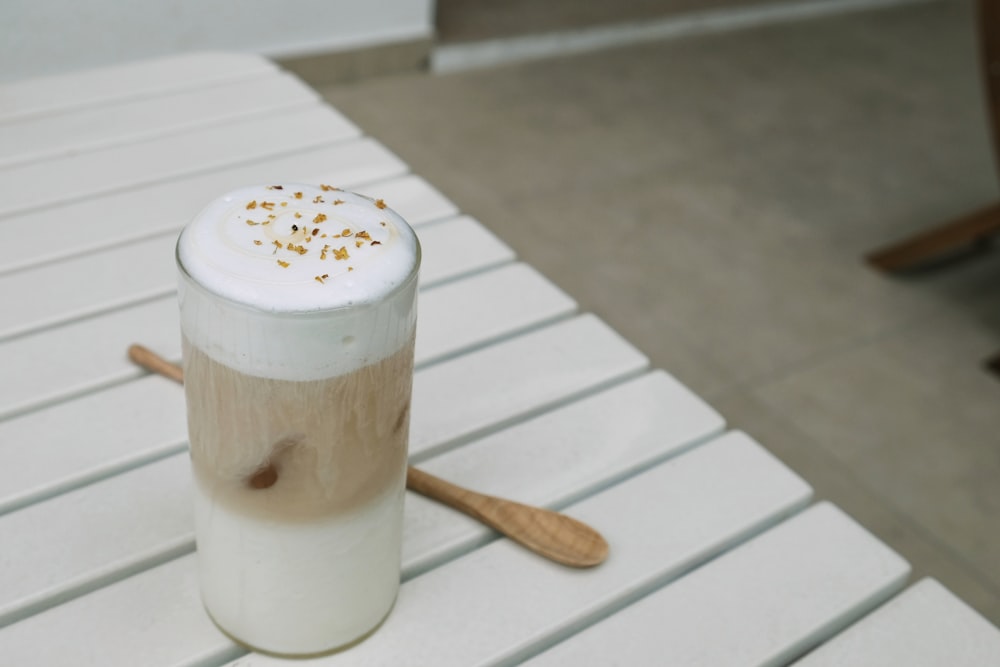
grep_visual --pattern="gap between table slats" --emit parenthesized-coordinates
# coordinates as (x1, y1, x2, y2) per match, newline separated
(793, 578, 1000, 666)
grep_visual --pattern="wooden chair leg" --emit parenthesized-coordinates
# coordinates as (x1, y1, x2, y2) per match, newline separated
(865, 202, 1000, 272)
(986, 349, 1000, 376)
(867, 0, 1000, 274)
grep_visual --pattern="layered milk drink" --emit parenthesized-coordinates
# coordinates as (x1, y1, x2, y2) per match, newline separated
(176, 184, 420, 656)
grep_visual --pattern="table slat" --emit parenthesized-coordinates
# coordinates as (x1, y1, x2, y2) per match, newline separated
(354, 175, 459, 227)
(0, 431, 806, 667)
(353, 175, 459, 226)
(416, 262, 575, 367)
(523, 503, 910, 667)
(0, 73, 319, 168)
(416, 216, 517, 288)
(794, 578, 1000, 666)
(0, 52, 276, 122)
(0, 104, 359, 218)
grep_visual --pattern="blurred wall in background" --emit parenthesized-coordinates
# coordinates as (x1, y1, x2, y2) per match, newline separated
(0, 0, 435, 84)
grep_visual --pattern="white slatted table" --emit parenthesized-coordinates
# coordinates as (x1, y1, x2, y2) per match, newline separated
(1, 52, 997, 666)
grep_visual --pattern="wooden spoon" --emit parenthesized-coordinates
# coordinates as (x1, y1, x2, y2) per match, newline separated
(128, 344, 608, 568)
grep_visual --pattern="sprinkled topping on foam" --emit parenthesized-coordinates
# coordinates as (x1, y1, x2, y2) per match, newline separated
(177, 183, 419, 313)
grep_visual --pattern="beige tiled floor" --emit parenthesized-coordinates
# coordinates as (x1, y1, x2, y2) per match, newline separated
(321, 0, 1000, 622)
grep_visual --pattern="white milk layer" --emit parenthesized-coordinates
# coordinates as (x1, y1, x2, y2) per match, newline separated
(177, 183, 420, 380)
(193, 480, 404, 655)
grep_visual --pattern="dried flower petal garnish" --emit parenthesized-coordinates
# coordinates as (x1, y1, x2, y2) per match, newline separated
(246, 201, 257, 210)
(277, 260, 290, 268)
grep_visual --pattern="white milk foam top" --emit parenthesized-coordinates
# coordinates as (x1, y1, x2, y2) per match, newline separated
(177, 184, 420, 381)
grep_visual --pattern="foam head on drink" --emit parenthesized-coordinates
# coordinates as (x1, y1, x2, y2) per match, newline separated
(176, 184, 420, 656)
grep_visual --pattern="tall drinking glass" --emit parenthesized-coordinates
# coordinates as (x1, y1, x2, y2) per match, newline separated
(176, 184, 420, 656)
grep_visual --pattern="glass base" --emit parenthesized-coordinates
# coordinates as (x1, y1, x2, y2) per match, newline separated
(204, 592, 398, 660)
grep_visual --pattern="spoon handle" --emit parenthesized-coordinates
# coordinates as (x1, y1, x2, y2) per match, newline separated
(407, 466, 608, 568)
(128, 344, 609, 568)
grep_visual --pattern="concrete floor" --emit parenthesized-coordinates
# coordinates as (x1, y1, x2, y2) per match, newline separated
(321, 0, 1000, 623)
